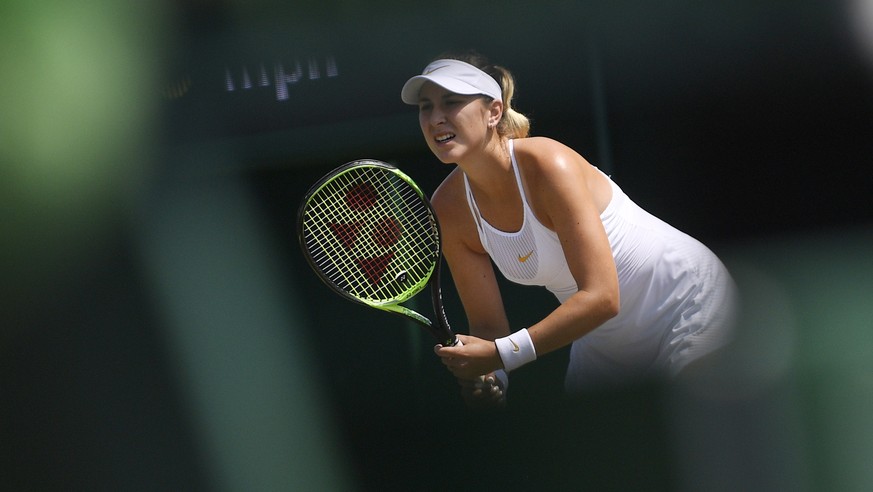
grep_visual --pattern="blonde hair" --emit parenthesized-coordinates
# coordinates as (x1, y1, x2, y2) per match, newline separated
(435, 51, 531, 139)
(490, 65, 531, 139)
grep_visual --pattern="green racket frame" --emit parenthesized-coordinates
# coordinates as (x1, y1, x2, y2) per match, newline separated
(297, 159, 457, 346)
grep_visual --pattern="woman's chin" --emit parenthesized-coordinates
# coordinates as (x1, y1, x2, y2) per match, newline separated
(430, 145, 463, 164)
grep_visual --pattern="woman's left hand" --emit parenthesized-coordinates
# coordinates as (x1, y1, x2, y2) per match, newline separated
(433, 334, 502, 380)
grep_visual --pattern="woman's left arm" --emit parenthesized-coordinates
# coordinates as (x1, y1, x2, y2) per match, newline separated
(521, 140, 620, 356)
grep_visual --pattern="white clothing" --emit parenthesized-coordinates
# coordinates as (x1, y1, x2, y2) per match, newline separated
(462, 140, 736, 391)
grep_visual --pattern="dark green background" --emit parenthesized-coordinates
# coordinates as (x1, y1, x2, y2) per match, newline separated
(3, 1, 872, 490)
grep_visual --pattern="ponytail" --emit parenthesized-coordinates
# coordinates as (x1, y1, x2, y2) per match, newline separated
(434, 50, 531, 139)
(491, 65, 531, 139)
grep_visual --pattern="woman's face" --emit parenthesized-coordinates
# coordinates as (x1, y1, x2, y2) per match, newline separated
(417, 82, 497, 164)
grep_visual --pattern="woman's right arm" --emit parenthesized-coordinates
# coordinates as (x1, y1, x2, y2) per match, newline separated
(431, 170, 511, 342)
(432, 172, 510, 407)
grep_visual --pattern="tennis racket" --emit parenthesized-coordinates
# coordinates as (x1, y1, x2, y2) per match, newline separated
(297, 159, 459, 347)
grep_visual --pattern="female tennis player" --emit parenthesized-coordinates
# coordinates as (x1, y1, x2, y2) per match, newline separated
(401, 52, 737, 407)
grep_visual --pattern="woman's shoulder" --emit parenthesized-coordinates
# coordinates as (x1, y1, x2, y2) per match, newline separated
(512, 137, 610, 213)
(512, 136, 585, 172)
(430, 167, 466, 215)
(430, 167, 484, 252)
(513, 135, 565, 152)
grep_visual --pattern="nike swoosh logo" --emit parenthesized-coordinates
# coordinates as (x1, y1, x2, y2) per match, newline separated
(518, 250, 534, 263)
(510, 338, 520, 353)
(424, 64, 450, 75)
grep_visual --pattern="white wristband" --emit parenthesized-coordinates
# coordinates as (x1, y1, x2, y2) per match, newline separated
(495, 328, 537, 372)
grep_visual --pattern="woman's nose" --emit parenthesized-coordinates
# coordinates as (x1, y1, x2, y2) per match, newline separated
(429, 108, 445, 126)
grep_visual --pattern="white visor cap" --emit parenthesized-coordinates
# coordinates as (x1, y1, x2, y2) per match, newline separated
(401, 59, 502, 105)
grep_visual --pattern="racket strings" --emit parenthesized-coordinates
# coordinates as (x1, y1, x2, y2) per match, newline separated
(301, 166, 439, 303)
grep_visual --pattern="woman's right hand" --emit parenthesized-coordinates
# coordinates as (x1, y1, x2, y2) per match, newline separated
(458, 372, 507, 410)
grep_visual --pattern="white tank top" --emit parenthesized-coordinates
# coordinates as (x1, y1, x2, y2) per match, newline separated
(463, 139, 735, 387)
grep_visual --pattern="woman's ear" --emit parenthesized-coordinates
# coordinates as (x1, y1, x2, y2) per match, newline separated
(488, 99, 504, 127)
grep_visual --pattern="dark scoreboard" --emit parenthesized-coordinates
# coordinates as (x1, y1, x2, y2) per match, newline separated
(158, 2, 599, 147)
(162, 46, 413, 144)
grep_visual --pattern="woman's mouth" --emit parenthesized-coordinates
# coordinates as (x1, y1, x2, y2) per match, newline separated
(434, 132, 456, 144)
